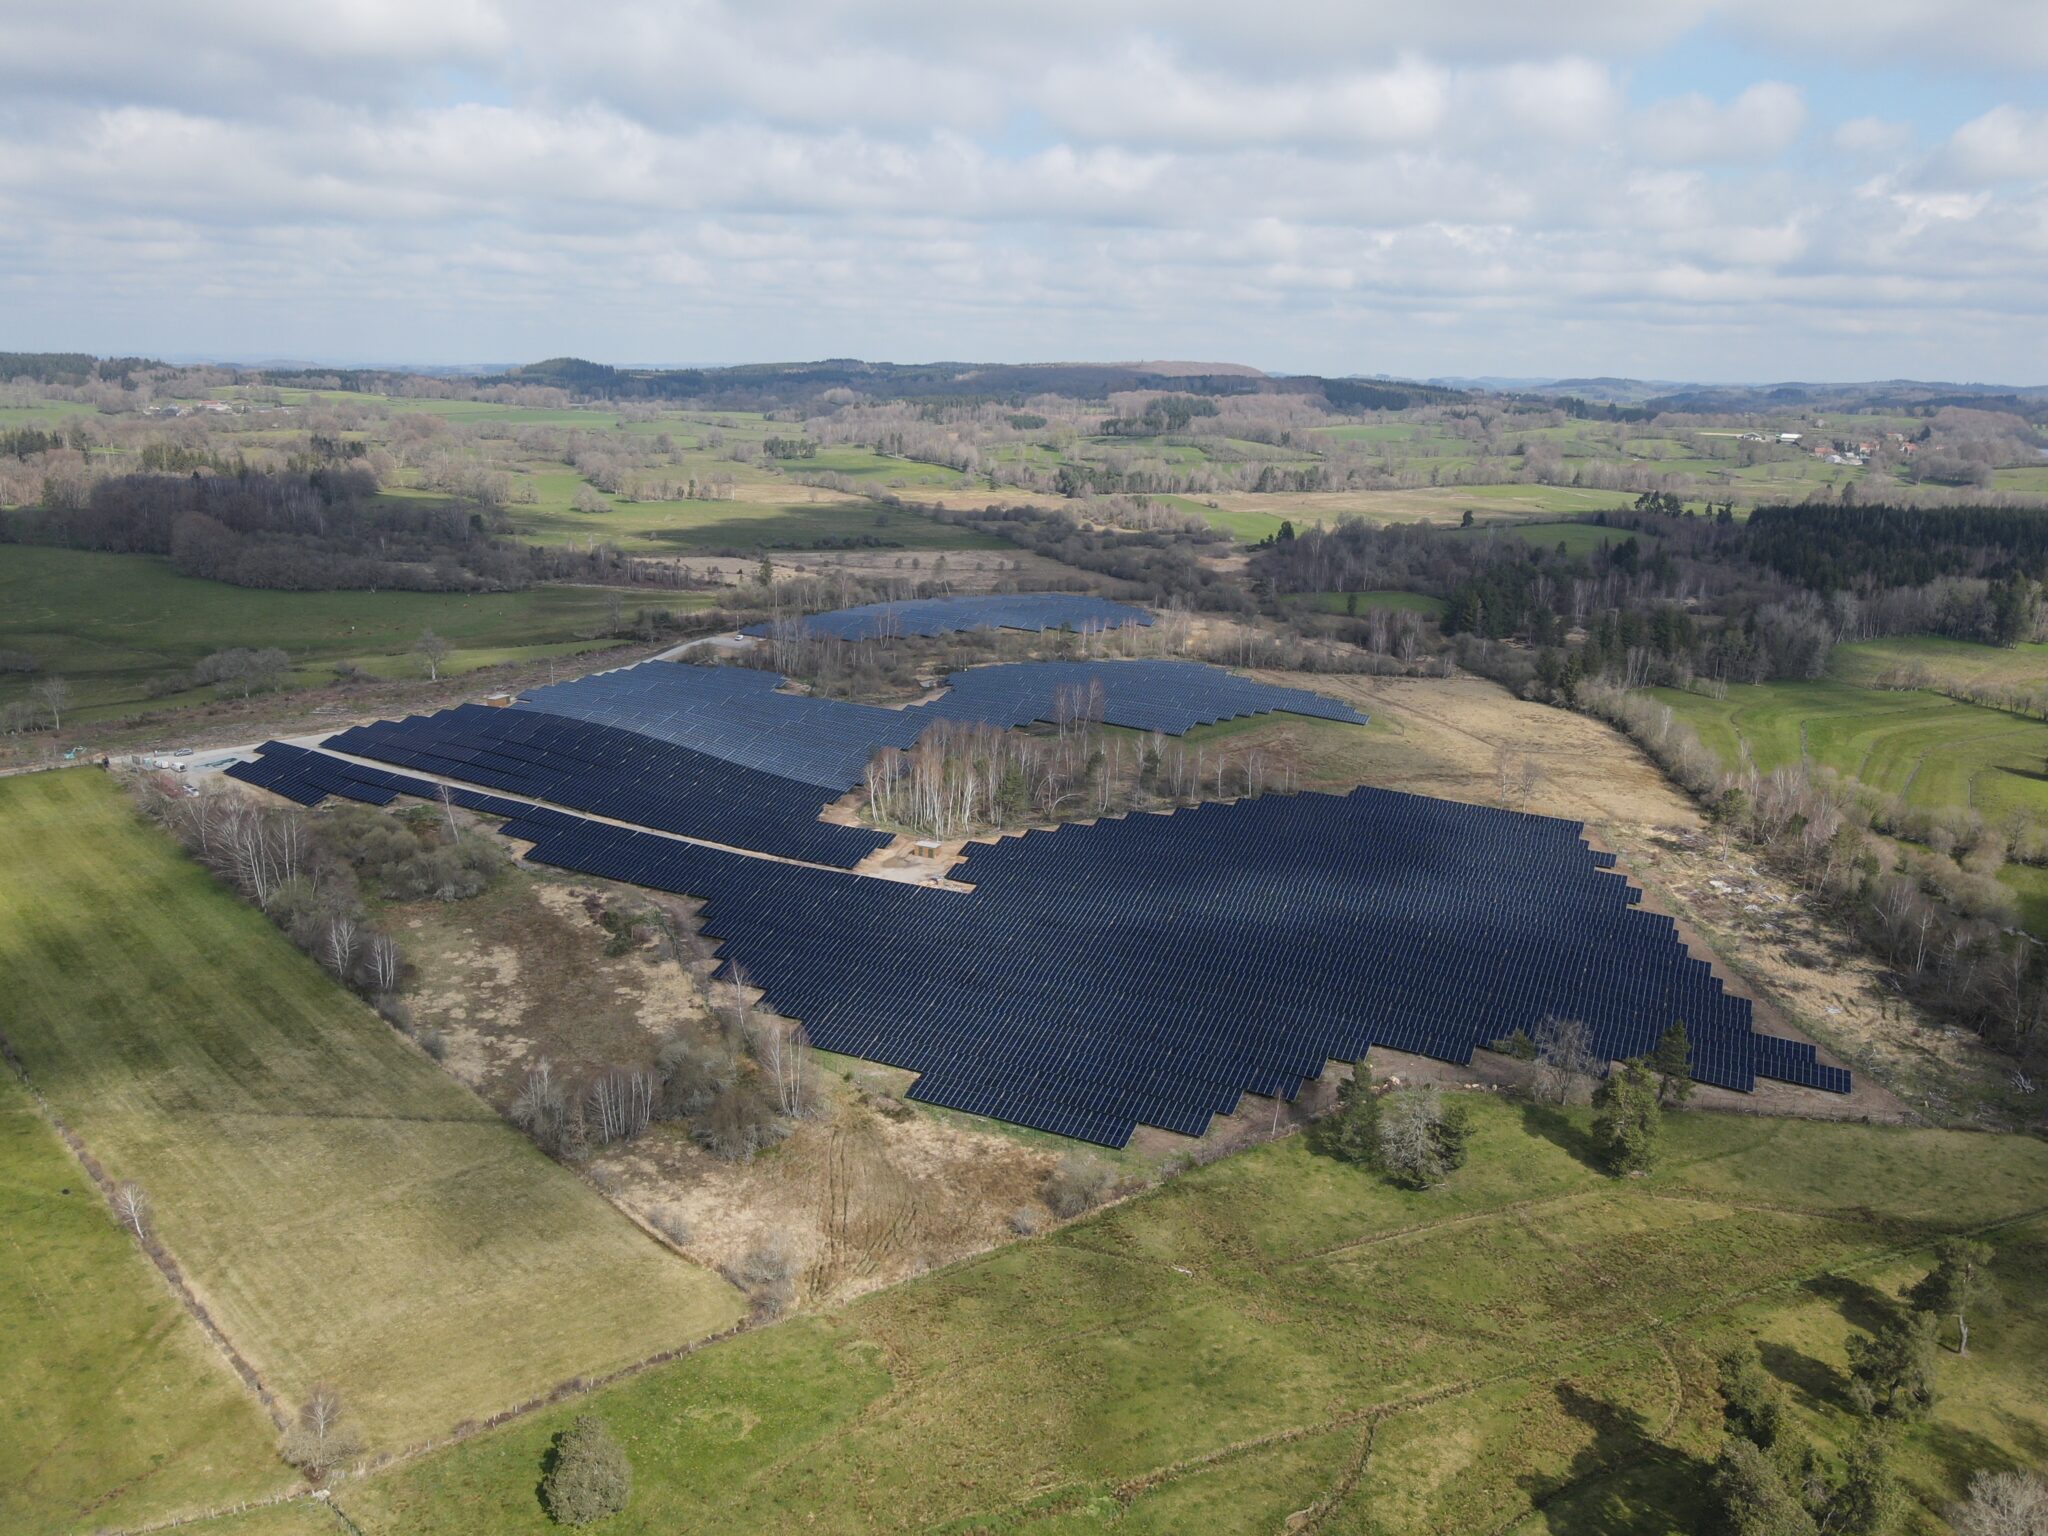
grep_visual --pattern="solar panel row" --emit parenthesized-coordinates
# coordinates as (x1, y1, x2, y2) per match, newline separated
(919, 659, 1370, 735)
(740, 592, 1152, 641)
(221, 743, 1852, 1148)
(488, 784, 1850, 1146)
(314, 704, 892, 868)
(517, 658, 1370, 789)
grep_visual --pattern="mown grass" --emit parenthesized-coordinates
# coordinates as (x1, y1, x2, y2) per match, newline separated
(1453, 520, 1658, 557)
(0, 547, 701, 721)
(0, 1071, 289, 1535)
(341, 1103, 2048, 1535)
(1832, 635, 2048, 694)
(1651, 676, 2048, 826)
(1293, 589, 1449, 617)
(0, 771, 746, 1455)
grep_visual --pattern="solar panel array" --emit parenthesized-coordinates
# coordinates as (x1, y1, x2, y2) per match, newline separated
(517, 658, 1369, 787)
(517, 665, 930, 789)
(312, 704, 891, 867)
(225, 743, 1851, 1141)
(502, 787, 1845, 1144)
(919, 660, 1370, 735)
(741, 592, 1152, 641)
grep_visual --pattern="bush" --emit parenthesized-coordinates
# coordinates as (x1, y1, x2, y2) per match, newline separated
(692, 1077, 786, 1161)
(1044, 1152, 1113, 1218)
(1306, 1067, 1379, 1165)
(1009, 1207, 1041, 1236)
(541, 1415, 632, 1526)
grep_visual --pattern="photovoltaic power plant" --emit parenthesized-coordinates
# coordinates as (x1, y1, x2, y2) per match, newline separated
(516, 658, 1370, 788)
(228, 736, 1852, 1143)
(516, 664, 931, 789)
(918, 659, 1368, 735)
(740, 592, 1152, 640)
(316, 703, 892, 867)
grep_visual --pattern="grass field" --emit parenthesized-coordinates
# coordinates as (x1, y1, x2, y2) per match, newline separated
(1455, 520, 1658, 557)
(0, 771, 745, 1454)
(1651, 676, 2048, 826)
(335, 1102, 2048, 1535)
(1294, 589, 1450, 617)
(0, 548, 698, 721)
(1831, 634, 2048, 694)
(0, 1071, 289, 1535)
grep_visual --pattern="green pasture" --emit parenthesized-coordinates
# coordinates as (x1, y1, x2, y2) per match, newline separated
(1650, 677, 2048, 825)
(0, 1071, 288, 1535)
(341, 1104, 2048, 1535)
(1294, 589, 1449, 617)
(0, 547, 698, 720)
(0, 771, 746, 1456)
(1455, 519, 1657, 556)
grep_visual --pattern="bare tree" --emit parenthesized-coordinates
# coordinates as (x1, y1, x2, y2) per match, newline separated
(437, 781, 459, 839)
(281, 1382, 364, 1477)
(33, 674, 71, 730)
(759, 1021, 812, 1119)
(585, 1068, 656, 1146)
(1948, 1469, 2048, 1536)
(323, 912, 359, 978)
(110, 1180, 151, 1242)
(365, 932, 403, 994)
(414, 628, 450, 681)
(1532, 1015, 1599, 1105)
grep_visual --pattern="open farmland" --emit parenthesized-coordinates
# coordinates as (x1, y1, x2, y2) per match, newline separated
(334, 1102, 2048, 1535)
(1649, 678, 2048, 827)
(0, 1070, 289, 1536)
(0, 770, 745, 1453)
(0, 547, 701, 723)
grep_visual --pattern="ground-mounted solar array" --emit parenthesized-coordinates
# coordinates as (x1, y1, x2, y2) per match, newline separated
(918, 659, 1369, 735)
(517, 664, 931, 789)
(517, 658, 1370, 788)
(314, 704, 892, 868)
(741, 592, 1152, 640)
(223, 659, 1848, 1144)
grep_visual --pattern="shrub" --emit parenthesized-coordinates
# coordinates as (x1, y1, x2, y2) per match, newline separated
(1009, 1207, 1041, 1236)
(541, 1416, 632, 1526)
(1044, 1152, 1114, 1218)
(1307, 1067, 1379, 1165)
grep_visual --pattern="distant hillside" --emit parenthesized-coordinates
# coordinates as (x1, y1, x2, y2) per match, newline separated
(482, 357, 1461, 411)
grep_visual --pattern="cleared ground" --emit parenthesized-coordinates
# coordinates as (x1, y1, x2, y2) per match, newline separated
(335, 1100, 2048, 1535)
(0, 1070, 288, 1536)
(0, 770, 745, 1453)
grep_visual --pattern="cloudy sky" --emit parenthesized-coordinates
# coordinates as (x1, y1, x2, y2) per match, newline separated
(3, 0, 2046, 380)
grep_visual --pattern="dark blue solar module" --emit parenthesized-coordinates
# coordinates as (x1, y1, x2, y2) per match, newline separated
(489, 787, 1850, 1145)
(517, 659, 1369, 787)
(740, 592, 1152, 641)
(919, 660, 1370, 735)
(306, 705, 890, 868)
(225, 745, 1852, 1142)
(516, 665, 930, 789)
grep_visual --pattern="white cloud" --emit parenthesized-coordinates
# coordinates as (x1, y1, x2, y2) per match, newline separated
(1834, 116, 1911, 157)
(1935, 105, 2048, 185)
(1635, 81, 1806, 164)
(0, 1, 2041, 378)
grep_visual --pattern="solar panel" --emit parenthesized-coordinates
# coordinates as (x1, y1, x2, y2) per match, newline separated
(740, 592, 1152, 641)
(515, 658, 1369, 789)
(221, 702, 1851, 1149)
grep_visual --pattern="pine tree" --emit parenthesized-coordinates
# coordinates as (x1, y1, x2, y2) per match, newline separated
(1910, 1238, 1992, 1356)
(1830, 1425, 1903, 1536)
(1651, 1020, 1694, 1107)
(1591, 1058, 1661, 1174)
(1308, 1066, 1379, 1166)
